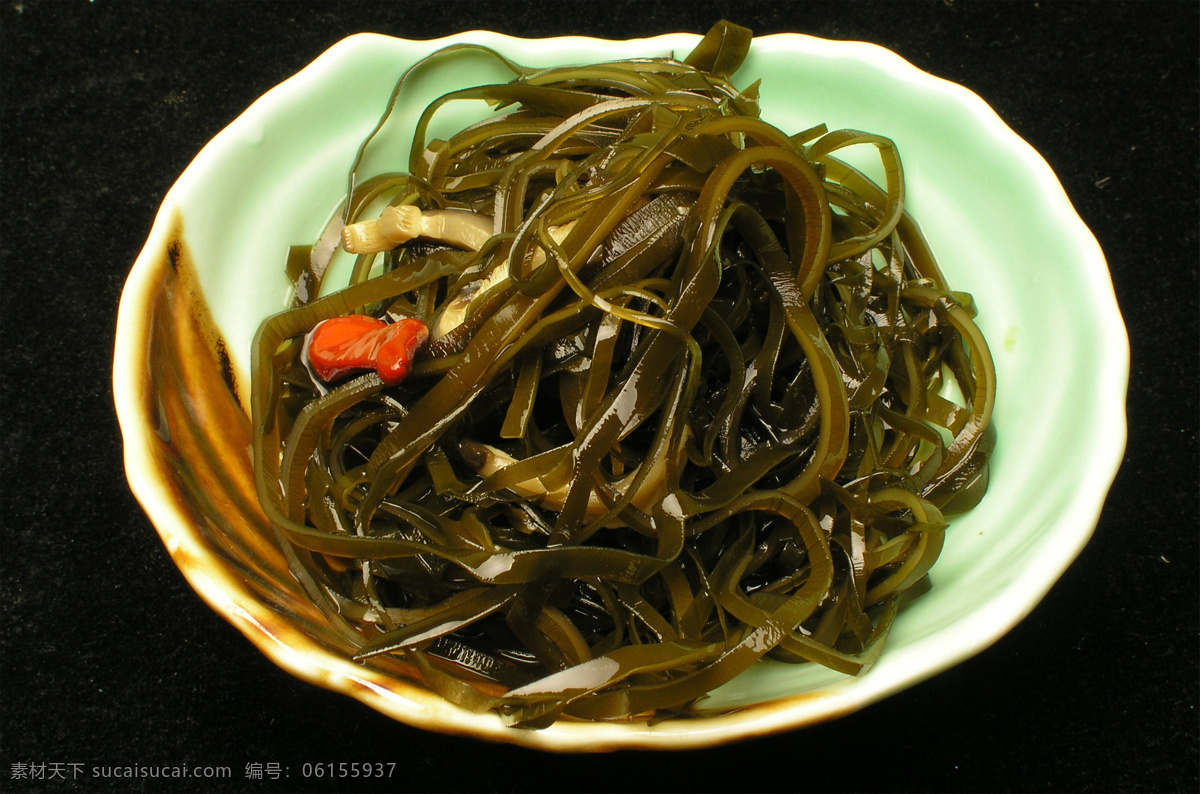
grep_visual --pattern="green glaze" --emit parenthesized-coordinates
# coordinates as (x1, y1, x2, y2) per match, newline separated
(121, 27, 1127, 746)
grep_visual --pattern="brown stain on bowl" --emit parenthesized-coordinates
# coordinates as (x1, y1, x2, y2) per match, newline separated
(144, 212, 293, 590)
(134, 212, 433, 686)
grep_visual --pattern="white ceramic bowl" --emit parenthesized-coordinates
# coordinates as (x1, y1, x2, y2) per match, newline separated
(113, 29, 1128, 751)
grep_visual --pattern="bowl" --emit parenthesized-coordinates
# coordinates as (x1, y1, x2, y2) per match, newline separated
(113, 29, 1128, 751)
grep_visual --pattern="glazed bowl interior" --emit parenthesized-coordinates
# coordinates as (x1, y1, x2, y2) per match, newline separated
(113, 30, 1127, 751)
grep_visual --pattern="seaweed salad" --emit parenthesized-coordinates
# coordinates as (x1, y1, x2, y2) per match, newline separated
(250, 21, 997, 727)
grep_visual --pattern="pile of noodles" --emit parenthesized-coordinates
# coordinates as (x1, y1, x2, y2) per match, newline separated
(250, 21, 996, 727)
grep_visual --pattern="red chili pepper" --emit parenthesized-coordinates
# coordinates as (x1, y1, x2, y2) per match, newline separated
(306, 316, 429, 386)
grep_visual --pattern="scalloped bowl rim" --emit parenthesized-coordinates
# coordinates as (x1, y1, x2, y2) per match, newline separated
(113, 29, 1128, 751)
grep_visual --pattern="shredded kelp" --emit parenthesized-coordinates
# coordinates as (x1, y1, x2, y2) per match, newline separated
(251, 21, 996, 727)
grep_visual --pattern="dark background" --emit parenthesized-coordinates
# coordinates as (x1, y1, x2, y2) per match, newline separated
(2, 1, 1197, 792)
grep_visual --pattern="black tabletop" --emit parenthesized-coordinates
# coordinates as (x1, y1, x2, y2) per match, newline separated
(2, 2, 1197, 792)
